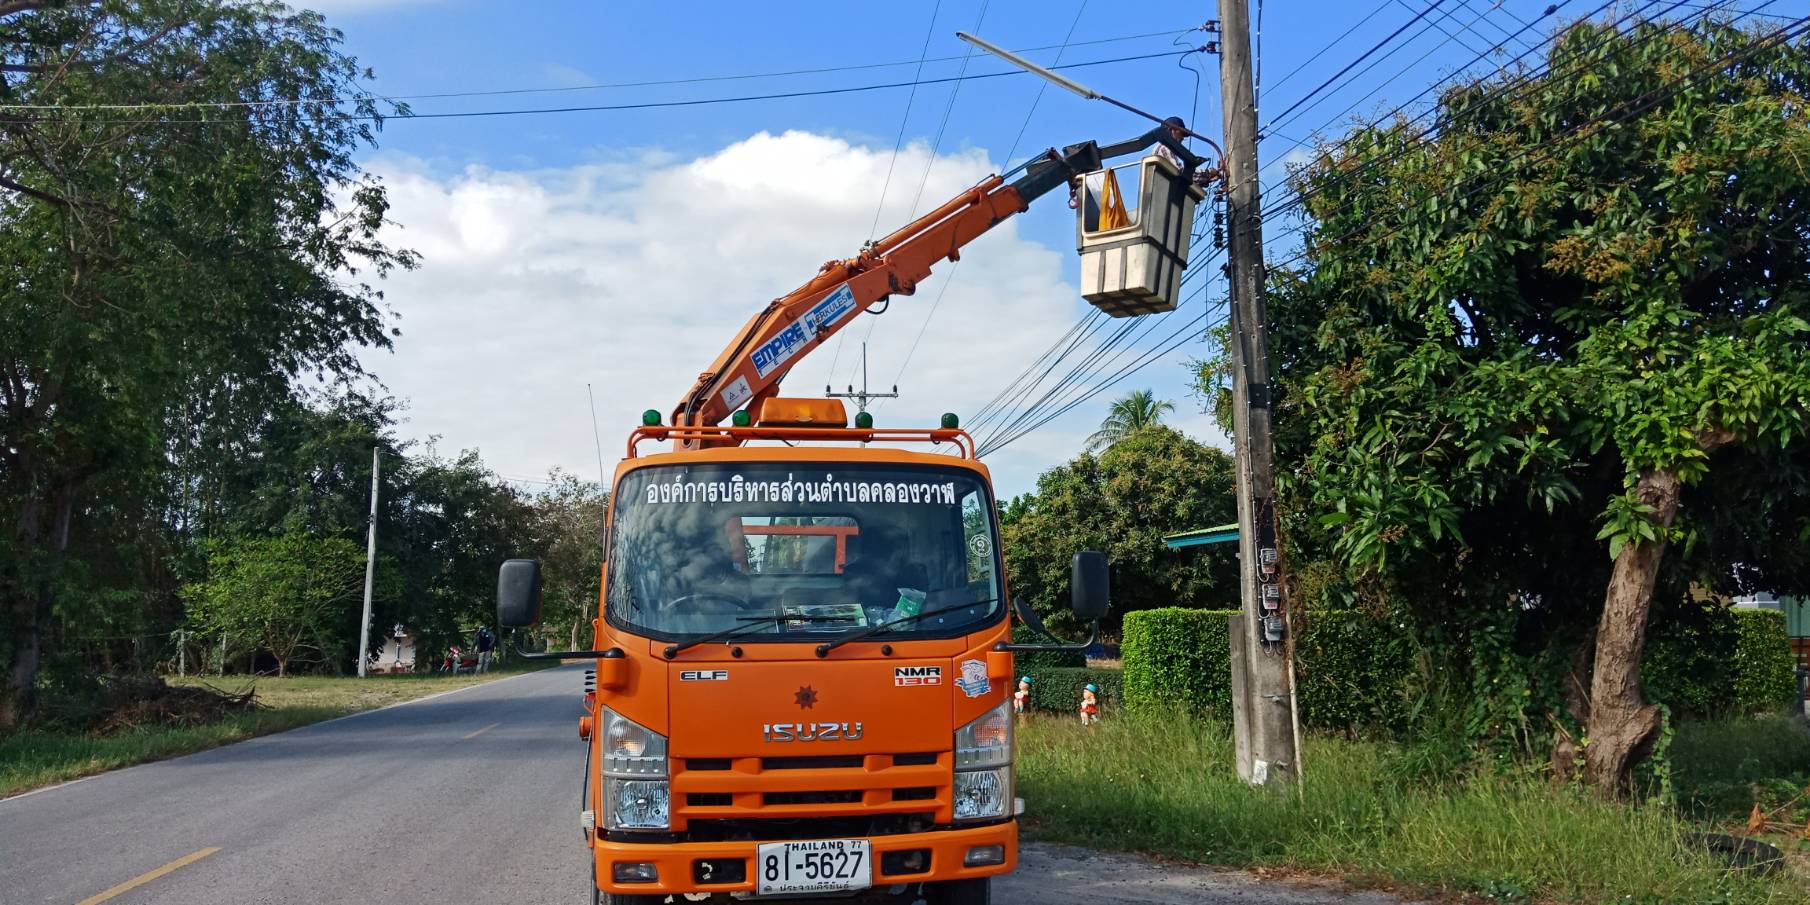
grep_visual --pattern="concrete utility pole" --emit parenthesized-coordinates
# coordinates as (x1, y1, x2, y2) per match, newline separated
(825, 343, 899, 415)
(1218, 0, 1301, 786)
(356, 447, 380, 678)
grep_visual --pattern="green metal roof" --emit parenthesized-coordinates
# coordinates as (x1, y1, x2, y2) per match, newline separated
(1164, 523, 1240, 549)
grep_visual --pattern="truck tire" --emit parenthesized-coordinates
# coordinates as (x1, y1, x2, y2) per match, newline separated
(930, 878, 991, 905)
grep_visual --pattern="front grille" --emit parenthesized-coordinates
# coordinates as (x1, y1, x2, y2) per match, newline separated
(674, 750, 950, 834)
(765, 790, 861, 806)
(683, 813, 937, 842)
(761, 755, 864, 770)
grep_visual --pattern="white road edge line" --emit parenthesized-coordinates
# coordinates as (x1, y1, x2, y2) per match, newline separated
(0, 667, 561, 807)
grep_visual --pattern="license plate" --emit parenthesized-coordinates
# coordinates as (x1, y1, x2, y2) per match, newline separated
(755, 839, 871, 895)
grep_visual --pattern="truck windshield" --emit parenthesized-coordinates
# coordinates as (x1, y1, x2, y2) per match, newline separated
(608, 462, 1003, 642)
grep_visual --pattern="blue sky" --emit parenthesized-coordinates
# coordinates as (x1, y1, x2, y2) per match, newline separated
(304, 0, 1618, 496)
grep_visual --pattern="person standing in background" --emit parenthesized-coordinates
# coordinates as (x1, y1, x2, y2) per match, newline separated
(474, 626, 495, 673)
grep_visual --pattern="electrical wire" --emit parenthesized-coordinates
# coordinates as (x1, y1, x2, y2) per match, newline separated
(972, 236, 1224, 452)
(883, 0, 1095, 397)
(1267, 0, 1488, 138)
(0, 49, 1199, 125)
(0, 26, 1199, 111)
(1263, 1, 1395, 95)
(1260, 0, 1767, 240)
(1249, 0, 1693, 226)
(1265, 0, 1566, 151)
(843, 0, 992, 393)
(1262, 0, 1454, 129)
(1263, 7, 1806, 275)
(829, 0, 945, 389)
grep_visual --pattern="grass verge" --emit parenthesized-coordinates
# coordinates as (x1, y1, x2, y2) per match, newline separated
(0, 663, 547, 799)
(1018, 712, 1810, 904)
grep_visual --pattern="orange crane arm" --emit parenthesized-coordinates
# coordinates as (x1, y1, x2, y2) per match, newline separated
(671, 122, 1210, 433)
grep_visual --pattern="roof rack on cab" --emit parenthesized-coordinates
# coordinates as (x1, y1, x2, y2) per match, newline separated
(627, 425, 976, 459)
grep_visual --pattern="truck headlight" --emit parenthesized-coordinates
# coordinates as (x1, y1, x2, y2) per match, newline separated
(953, 767, 1011, 820)
(953, 699, 1013, 821)
(603, 709, 668, 777)
(606, 779, 672, 830)
(600, 709, 669, 830)
(954, 700, 1012, 770)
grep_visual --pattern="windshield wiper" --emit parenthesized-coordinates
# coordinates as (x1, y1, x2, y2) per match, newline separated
(663, 613, 846, 660)
(813, 598, 1000, 658)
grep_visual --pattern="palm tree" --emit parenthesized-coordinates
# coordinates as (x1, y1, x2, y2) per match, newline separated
(1086, 389, 1174, 452)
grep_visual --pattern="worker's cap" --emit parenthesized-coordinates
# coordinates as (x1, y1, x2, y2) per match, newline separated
(1084, 683, 1098, 693)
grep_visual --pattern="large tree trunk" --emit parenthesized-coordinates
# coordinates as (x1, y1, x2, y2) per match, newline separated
(1581, 467, 1682, 795)
(3, 480, 74, 732)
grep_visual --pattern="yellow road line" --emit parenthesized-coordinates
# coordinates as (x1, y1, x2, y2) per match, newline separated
(76, 847, 220, 905)
(463, 722, 499, 740)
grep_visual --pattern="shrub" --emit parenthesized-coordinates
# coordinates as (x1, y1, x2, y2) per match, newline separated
(1010, 624, 1085, 671)
(1121, 608, 1234, 717)
(1644, 603, 1798, 717)
(1293, 610, 1418, 734)
(1022, 666, 1122, 716)
(1731, 609, 1797, 713)
(1123, 603, 1796, 735)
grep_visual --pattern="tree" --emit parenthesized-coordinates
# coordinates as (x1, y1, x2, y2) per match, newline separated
(1002, 427, 1237, 632)
(527, 471, 608, 650)
(184, 534, 369, 677)
(0, 2, 412, 725)
(1268, 18, 1810, 792)
(1086, 390, 1176, 452)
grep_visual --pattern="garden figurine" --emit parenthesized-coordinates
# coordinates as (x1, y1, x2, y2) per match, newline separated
(1079, 682, 1100, 726)
(1013, 676, 1032, 718)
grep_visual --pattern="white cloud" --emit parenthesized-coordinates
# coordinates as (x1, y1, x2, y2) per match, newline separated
(356, 130, 1205, 496)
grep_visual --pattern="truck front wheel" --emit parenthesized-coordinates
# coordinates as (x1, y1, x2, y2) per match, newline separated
(930, 878, 991, 905)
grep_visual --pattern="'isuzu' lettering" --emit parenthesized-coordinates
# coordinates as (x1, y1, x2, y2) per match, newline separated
(762, 721, 865, 743)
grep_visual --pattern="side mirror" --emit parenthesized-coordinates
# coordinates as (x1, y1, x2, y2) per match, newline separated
(497, 559, 543, 628)
(1070, 551, 1109, 622)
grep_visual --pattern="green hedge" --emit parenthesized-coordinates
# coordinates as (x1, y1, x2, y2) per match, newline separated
(1644, 605, 1800, 717)
(1293, 610, 1418, 733)
(1731, 609, 1798, 713)
(1122, 604, 1795, 731)
(1010, 624, 1086, 671)
(1121, 608, 1233, 717)
(1019, 666, 1122, 716)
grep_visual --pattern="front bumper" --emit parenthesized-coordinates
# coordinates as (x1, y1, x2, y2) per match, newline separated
(594, 821, 1017, 896)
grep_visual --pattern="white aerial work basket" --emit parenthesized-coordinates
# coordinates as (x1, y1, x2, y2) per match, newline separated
(1075, 153, 1206, 317)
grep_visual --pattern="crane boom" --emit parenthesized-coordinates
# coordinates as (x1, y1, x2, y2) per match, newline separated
(671, 122, 1209, 436)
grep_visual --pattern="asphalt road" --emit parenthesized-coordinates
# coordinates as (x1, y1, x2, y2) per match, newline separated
(0, 666, 1413, 905)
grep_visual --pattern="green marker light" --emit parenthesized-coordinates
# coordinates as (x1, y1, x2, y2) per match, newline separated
(732, 410, 752, 427)
(855, 411, 874, 429)
(940, 412, 960, 429)
(641, 409, 662, 427)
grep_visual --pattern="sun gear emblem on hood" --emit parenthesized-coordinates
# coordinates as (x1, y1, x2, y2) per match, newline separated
(794, 685, 818, 709)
